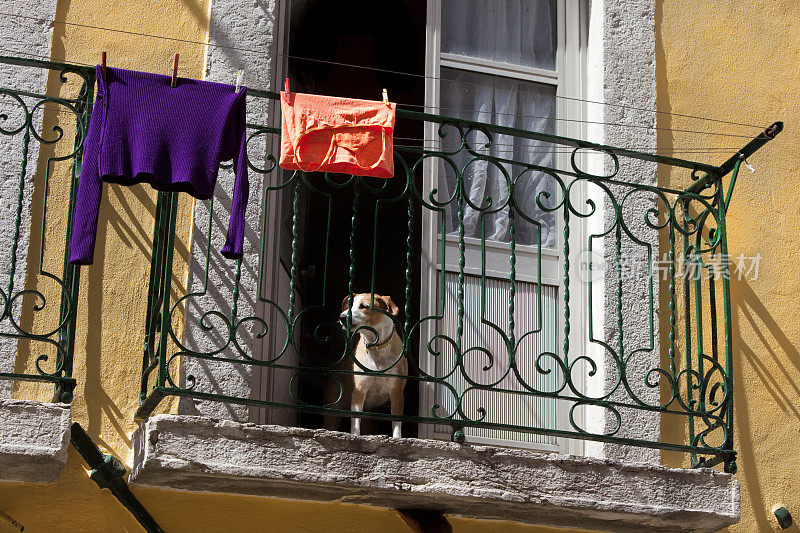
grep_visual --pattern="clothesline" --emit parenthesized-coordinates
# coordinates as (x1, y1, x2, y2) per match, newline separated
(392, 136, 739, 149)
(394, 106, 757, 139)
(2, 104, 745, 155)
(0, 82, 746, 154)
(0, 10, 768, 131)
(394, 139, 738, 154)
(12, 88, 757, 141)
(392, 144, 741, 156)
(0, 46, 762, 143)
(2, 103, 751, 155)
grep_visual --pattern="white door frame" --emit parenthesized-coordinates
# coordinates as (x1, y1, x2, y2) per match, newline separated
(418, 0, 589, 454)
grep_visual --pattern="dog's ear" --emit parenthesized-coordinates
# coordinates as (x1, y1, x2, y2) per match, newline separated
(341, 293, 358, 312)
(377, 295, 399, 316)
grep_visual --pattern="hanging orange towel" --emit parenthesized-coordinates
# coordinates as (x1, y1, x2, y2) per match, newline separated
(280, 91, 396, 178)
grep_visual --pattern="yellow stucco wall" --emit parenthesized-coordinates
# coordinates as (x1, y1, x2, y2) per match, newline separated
(656, 1, 800, 531)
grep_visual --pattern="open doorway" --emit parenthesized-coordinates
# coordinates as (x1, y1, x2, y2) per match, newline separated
(267, 0, 426, 436)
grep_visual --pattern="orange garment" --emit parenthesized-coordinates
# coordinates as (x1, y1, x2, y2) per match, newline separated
(280, 91, 396, 178)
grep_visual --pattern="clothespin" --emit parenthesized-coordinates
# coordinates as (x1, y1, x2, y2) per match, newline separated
(744, 158, 755, 173)
(235, 70, 244, 93)
(382, 88, 389, 106)
(171, 53, 179, 88)
(101, 51, 107, 81)
(284, 77, 290, 94)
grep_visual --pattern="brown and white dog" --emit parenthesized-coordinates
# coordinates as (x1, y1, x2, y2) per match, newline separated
(338, 292, 408, 438)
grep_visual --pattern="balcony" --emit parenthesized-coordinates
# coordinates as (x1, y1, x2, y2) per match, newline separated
(0, 55, 778, 531)
(133, 84, 766, 467)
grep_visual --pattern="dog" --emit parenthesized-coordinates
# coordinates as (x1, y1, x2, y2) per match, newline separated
(336, 292, 408, 438)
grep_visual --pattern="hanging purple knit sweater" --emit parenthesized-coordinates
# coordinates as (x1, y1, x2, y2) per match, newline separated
(69, 66, 249, 264)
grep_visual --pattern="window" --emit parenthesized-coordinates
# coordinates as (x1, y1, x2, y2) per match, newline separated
(259, 0, 587, 451)
(419, 0, 585, 452)
(438, 0, 559, 250)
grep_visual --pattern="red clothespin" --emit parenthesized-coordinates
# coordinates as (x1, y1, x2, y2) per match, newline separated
(284, 77, 290, 94)
(101, 51, 107, 81)
(171, 53, 179, 87)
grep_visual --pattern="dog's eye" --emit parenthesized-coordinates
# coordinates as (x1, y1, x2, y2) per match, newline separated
(359, 303, 368, 309)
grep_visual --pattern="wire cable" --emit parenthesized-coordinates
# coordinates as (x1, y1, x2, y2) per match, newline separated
(394, 133, 755, 156)
(393, 144, 742, 156)
(397, 106, 757, 138)
(0, 10, 770, 131)
(0, 44, 759, 140)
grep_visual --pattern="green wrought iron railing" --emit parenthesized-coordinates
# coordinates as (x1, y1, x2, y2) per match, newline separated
(135, 83, 780, 471)
(0, 56, 779, 471)
(0, 56, 93, 402)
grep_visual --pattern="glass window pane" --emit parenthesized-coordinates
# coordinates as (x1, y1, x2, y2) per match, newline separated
(437, 68, 558, 248)
(442, 0, 557, 71)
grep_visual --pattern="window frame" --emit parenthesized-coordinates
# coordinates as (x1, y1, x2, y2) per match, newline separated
(418, 0, 589, 454)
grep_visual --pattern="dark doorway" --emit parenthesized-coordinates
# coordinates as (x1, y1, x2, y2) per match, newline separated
(280, 0, 426, 436)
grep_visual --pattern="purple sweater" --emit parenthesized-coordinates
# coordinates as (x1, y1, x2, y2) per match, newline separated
(69, 66, 249, 264)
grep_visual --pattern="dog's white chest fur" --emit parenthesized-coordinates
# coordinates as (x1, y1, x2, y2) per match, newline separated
(354, 344, 402, 408)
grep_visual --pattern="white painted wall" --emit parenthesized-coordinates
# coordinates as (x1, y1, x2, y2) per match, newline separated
(597, 0, 659, 464)
(180, 0, 280, 422)
(0, 1, 59, 398)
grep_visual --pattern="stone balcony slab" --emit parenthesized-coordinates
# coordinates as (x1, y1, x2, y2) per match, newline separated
(130, 414, 739, 533)
(0, 399, 71, 484)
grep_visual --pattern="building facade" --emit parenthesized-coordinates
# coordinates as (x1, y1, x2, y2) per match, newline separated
(0, 1, 796, 532)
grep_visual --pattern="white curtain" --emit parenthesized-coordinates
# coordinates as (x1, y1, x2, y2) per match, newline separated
(442, 0, 556, 70)
(438, 0, 558, 248)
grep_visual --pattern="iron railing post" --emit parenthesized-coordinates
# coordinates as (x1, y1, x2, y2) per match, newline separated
(54, 67, 94, 403)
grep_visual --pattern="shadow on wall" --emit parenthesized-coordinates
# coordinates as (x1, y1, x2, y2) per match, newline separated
(655, 2, 800, 531)
(654, 0, 682, 469)
(724, 277, 800, 533)
(734, 280, 800, 420)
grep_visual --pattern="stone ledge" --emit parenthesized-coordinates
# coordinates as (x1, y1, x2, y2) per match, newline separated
(130, 414, 739, 533)
(0, 399, 71, 483)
